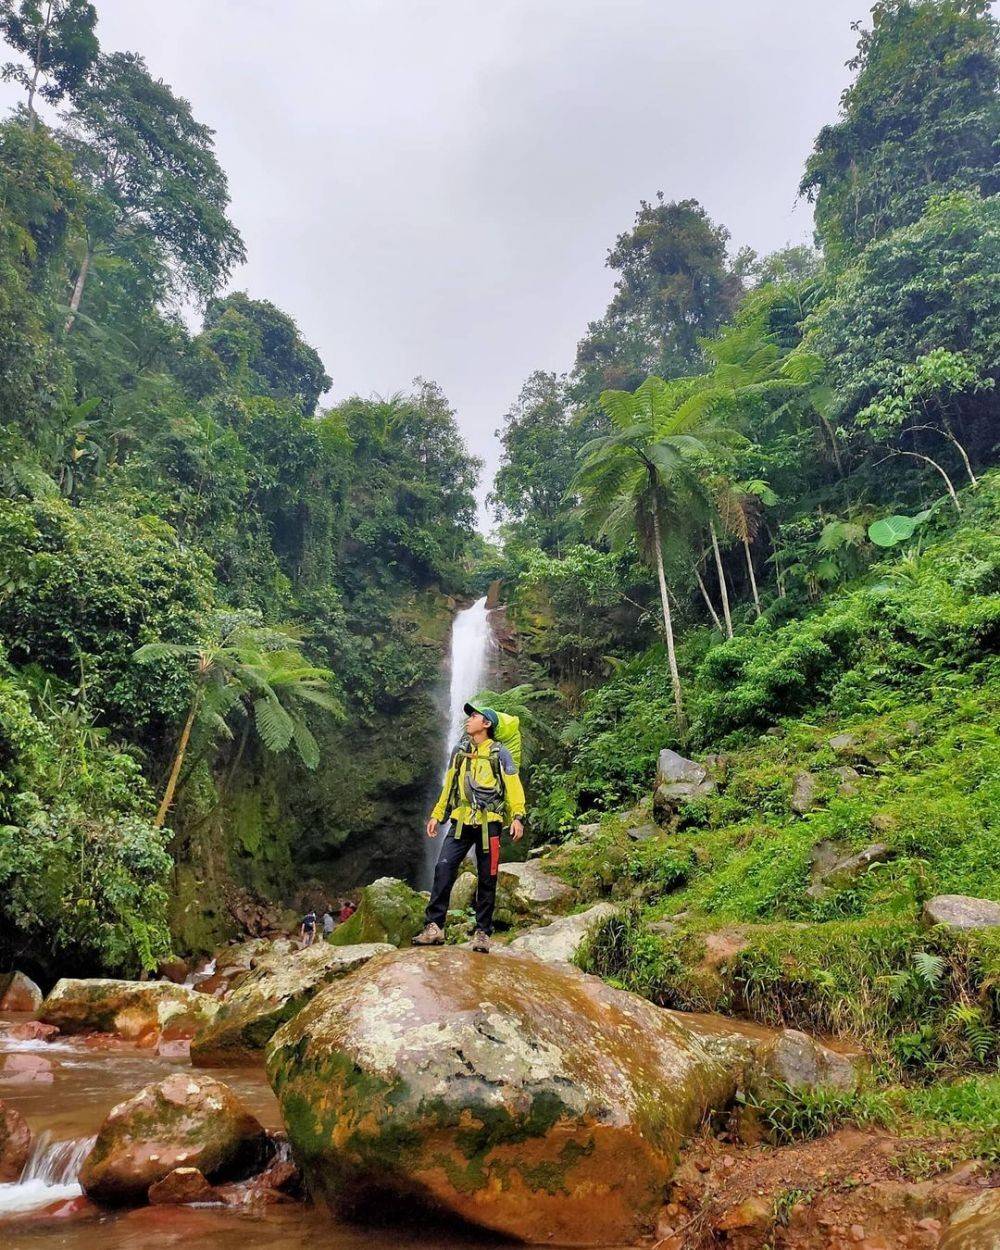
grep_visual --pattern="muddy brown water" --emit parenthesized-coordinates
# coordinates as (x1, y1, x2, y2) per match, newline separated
(0, 1013, 507, 1250)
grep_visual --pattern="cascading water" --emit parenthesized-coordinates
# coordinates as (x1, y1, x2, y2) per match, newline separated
(0, 1132, 95, 1215)
(422, 596, 495, 886)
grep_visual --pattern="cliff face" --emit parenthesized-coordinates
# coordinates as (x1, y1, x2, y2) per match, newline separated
(170, 589, 456, 953)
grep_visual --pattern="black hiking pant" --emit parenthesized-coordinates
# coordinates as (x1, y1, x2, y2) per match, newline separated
(425, 820, 501, 935)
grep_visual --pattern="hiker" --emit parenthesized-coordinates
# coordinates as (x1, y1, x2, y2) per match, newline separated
(413, 701, 525, 954)
(299, 909, 317, 947)
(339, 898, 356, 923)
(322, 908, 335, 937)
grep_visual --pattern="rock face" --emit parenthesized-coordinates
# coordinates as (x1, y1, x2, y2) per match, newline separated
(653, 749, 716, 825)
(0, 971, 43, 1012)
(265, 947, 751, 1245)
(329, 877, 426, 948)
(494, 860, 574, 925)
(39, 979, 217, 1041)
(507, 903, 618, 964)
(190, 941, 393, 1066)
(147, 1166, 216, 1205)
(807, 841, 891, 899)
(940, 1189, 1000, 1250)
(79, 1072, 267, 1205)
(0, 1098, 32, 1181)
(922, 895, 1000, 931)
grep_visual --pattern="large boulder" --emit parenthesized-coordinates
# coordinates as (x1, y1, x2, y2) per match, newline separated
(507, 903, 618, 965)
(329, 877, 426, 948)
(494, 860, 574, 925)
(940, 1189, 1000, 1250)
(922, 895, 1000, 931)
(806, 842, 891, 899)
(0, 971, 43, 1012)
(190, 941, 393, 1066)
(79, 1073, 267, 1205)
(38, 979, 218, 1041)
(653, 749, 716, 825)
(265, 947, 753, 1245)
(0, 1099, 32, 1181)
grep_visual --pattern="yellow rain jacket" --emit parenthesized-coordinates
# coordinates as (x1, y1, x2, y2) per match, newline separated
(431, 738, 526, 847)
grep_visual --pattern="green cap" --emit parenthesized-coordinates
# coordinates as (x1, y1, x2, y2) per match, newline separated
(463, 701, 499, 730)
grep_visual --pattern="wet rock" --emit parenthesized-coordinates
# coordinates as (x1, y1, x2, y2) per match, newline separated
(147, 1166, 216, 1205)
(940, 1189, 1000, 1250)
(156, 958, 190, 985)
(0, 970, 43, 1012)
(39, 979, 218, 1041)
(0, 1053, 54, 1083)
(507, 903, 618, 964)
(265, 946, 752, 1245)
(791, 771, 818, 815)
(0, 1098, 32, 1180)
(328, 877, 426, 948)
(495, 860, 575, 924)
(80, 1072, 267, 1205)
(922, 895, 1000, 932)
(1, 1019, 59, 1043)
(190, 941, 393, 1066)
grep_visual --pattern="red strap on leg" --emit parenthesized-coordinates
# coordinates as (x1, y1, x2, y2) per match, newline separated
(489, 835, 500, 878)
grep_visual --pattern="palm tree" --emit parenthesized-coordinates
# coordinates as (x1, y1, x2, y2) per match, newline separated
(570, 376, 736, 731)
(135, 613, 343, 827)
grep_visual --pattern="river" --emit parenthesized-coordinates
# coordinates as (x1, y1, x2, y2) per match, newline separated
(0, 1013, 495, 1250)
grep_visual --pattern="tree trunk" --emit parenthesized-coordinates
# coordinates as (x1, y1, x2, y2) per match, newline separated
(154, 693, 200, 828)
(64, 245, 91, 333)
(744, 538, 762, 617)
(651, 503, 687, 733)
(26, 1, 53, 127)
(895, 450, 962, 514)
(694, 564, 724, 633)
(709, 522, 733, 639)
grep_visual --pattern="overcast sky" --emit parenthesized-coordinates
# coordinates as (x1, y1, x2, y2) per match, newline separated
(7, 1, 876, 525)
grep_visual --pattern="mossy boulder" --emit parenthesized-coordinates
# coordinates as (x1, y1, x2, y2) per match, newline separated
(190, 941, 393, 1066)
(79, 1072, 267, 1205)
(328, 877, 425, 948)
(38, 979, 218, 1041)
(265, 946, 753, 1245)
(494, 860, 575, 926)
(507, 903, 619, 964)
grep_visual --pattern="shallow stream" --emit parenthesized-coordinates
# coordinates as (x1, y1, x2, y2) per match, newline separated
(0, 1013, 491, 1250)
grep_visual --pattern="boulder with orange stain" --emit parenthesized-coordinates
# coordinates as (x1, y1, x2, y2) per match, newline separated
(265, 947, 758, 1246)
(79, 1072, 267, 1205)
(0, 1098, 32, 1180)
(37, 978, 218, 1042)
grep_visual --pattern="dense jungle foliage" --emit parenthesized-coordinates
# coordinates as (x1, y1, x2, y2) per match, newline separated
(0, 0, 997, 1039)
(0, 1, 481, 974)
(486, 0, 1000, 1114)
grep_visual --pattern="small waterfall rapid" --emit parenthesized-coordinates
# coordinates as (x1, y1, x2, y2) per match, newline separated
(0, 1132, 95, 1215)
(422, 596, 496, 885)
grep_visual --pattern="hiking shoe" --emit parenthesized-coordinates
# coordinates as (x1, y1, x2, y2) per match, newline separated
(471, 930, 491, 954)
(411, 922, 444, 946)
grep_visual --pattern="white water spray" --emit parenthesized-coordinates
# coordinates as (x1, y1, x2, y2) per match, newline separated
(0, 1132, 95, 1215)
(422, 596, 495, 885)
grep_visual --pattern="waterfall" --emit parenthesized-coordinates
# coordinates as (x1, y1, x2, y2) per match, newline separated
(422, 596, 495, 885)
(0, 1132, 95, 1215)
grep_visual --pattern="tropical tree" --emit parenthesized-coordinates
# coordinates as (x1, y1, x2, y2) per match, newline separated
(60, 50, 245, 329)
(570, 376, 736, 730)
(801, 0, 1000, 261)
(135, 614, 343, 827)
(0, 0, 98, 124)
